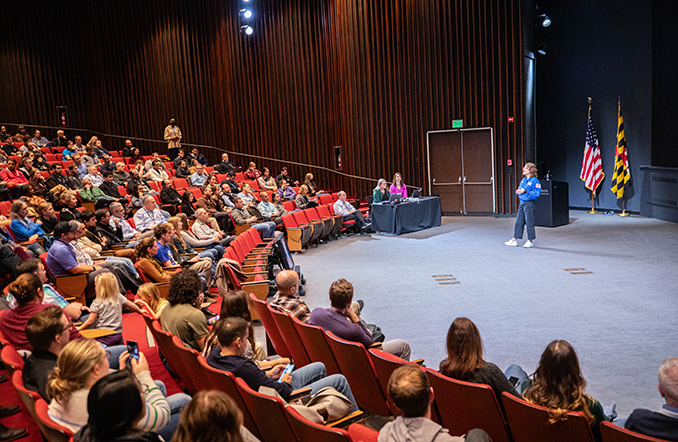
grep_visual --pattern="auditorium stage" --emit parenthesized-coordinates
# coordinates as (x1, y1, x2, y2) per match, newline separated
(283, 210, 678, 418)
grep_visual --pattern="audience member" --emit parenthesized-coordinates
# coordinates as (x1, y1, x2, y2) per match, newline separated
(31, 129, 49, 147)
(269, 270, 310, 322)
(172, 213, 226, 258)
(0, 158, 29, 197)
(35, 202, 58, 235)
(0, 273, 81, 351)
(175, 160, 191, 179)
(133, 195, 170, 233)
(74, 370, 163, 442)
(333, 191, 367, 234)
(92, 140, 110, 158)
(188, 147, 207, 166)
(166, 216, 221, 275)
(66, 163, 83, 189)
(196, 186, 230, 232)
(98, 172, 126, 204)
(122, 139, 135, 157)
(52, 130, 69, 147)
(207, 317, 358, 411)
(309, 278, 411, 360)
(379, 365, 491, 442)
(154, 223, 213, 284)
(173, 148, 187, 169)
(190, 163, 209, 187)
(59, 191, 81, 221)
(160, 179, 182, 206)
(144, 152, 166, 172)
(100, 154, 116, 175)
(523, 340, 611, 441)
(237, 183, 258, 205)
(171, 390, 260, 442)
(231, 197, 276, 239)
(276, 180, 296, 201)
(161, 269, 208, 350)
(76, 273, 142, 346)
(256, 191, 281, 224)
(23, 306, 73, 400)
(84, 165, 104, 187)
(214, 152, 236, 174)
(303, 173, 320, 196)
(294, 184, 318, 209)
(439, 317, 525, 407)
(46, 163, 70, 189)
(221, 171, 240, 194)
(271, 192, 289, 217)
(243, 162, 261, 180)
(72, 135, 87, 153)
(275, 166, 299, 187)
(9, 200, 48, 248)
(134, 283, 169, 320)
(112, 162, 130, 185)
(179, 190, 196, 216)
(257, 167, 277, 191)
(192, 208, 233, 246)
(624, 357, 678, 440)
(135, 238, 177, 284)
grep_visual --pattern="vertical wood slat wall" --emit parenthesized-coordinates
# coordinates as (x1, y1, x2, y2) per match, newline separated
(0, 0, 524, 213)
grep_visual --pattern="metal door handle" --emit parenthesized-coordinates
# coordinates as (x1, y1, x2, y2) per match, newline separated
(463, 176, 467, 183)
(458, 176, 461, 184)
(433, 178, 436, 184)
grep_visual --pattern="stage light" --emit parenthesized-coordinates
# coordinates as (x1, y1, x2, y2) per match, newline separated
(240, 8, 253, 19)
(538, 13, 551, 28)
(535, 42, 549, 56)
(241, 25, 254, 35)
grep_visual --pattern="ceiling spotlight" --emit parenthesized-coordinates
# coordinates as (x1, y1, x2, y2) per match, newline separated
(538, 13, 551, 28)
(240, 8, 253, 19)
(241, 25, 254, 35)
(535, 42, 549, 55)
(242, 0, 251, 2)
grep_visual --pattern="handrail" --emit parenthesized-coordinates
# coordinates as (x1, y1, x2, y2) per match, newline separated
(2, 121, 414, 190)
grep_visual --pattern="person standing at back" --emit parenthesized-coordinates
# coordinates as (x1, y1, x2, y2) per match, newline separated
(164, 117, 182, 160)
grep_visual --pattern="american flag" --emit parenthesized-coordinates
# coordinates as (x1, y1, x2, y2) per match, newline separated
(580, 112, 605, 194)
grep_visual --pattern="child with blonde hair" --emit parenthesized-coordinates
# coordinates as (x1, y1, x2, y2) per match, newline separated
(77, 272, 142, 345)
(134, 283, 169, 320)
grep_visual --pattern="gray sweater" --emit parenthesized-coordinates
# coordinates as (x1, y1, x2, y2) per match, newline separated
(378, 417, 464, 442)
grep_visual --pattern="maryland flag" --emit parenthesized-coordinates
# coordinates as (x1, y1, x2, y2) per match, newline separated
(610, 99, 634, 207)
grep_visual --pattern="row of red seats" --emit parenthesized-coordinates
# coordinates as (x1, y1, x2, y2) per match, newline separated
(247, 297, 659, 442)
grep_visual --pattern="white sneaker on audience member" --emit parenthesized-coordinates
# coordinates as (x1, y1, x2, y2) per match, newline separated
(523, 240, 534, 248)
(504, 239, 517, 247)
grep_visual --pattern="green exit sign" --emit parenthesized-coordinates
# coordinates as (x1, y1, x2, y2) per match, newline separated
(452, 119, 463, 128)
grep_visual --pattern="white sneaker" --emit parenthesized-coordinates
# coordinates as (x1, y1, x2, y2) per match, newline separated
(523, 240, 534, 248)
(504, 239, 518, 247)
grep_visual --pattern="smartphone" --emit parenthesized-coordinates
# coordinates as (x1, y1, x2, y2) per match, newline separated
(277, 363, 294, 383)
(127, 341, 139, 361)
(508, 376, 520, 388)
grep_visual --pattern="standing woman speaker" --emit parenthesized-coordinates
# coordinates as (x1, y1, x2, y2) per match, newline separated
(505, 162, 541, 248)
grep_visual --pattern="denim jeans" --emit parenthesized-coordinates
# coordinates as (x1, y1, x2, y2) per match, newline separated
(198, 249, 219, 275)
(153, 380, 192, 441)
(289, 362, 358, 412)
(105, 256, 139, 279)
(103, 344, 127, 369)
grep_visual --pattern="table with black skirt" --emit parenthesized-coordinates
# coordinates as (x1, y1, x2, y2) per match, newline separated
(370, 196, 442, 235)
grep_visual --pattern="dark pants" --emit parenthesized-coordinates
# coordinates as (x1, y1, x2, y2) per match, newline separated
(344, 210, 366, 230)
(514, 200, 536, 240)
(0, 245, 22, 278)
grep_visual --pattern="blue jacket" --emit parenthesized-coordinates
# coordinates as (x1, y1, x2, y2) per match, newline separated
(10, 219, 45, 241)
(518, 177, 541, 203)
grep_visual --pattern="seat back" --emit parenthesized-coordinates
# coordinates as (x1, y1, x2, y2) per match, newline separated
(368, 349, 419, 417)
(170, 335, 212, 392)
(599, 421, 668, 442)
(292, 210, 310, 225)
(501, 392, 595, 442)
(290, 316, 341, 375)
(197, 356, 261, 439)
(151, 321, 196, 394)
(282, 213, 298, 229)
(1, 344, 25, 374)
(267, 306, 311, 367)
(324, 331, 391, 416)
(318, 194, 334, 205)
(248, 294, 291, 358)
(35, 398, 74, 442)
(283, 200, 296, 212)
(286, 406, 351, 442)
(134, 261, 152, 284)
(12, 370, 41, 425)
(235, 377, 299, 442)
(426, 369, 510, 442)
(347, 423, 379, 442)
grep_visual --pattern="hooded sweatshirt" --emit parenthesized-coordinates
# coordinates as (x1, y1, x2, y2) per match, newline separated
(378, 416, 465, 442)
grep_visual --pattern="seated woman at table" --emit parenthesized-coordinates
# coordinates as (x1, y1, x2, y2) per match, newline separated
(372, 178, 390, 203)
(389, 172, 408, 198)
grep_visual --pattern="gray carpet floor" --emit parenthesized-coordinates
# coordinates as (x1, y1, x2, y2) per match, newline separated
(280, 210, 678, 418)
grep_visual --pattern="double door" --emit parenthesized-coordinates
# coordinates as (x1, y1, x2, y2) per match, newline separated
(427, 127, 495, 215)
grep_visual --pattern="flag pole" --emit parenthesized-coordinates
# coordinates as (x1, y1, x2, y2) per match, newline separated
(586, 97, 598, 214)
(616, 97, 630, 217)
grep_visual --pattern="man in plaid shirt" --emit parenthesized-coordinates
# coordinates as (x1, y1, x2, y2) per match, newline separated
(270, 270, 310, 322)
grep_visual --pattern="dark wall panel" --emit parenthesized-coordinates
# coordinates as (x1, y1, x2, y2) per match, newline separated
(0, 0, 525, 212)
